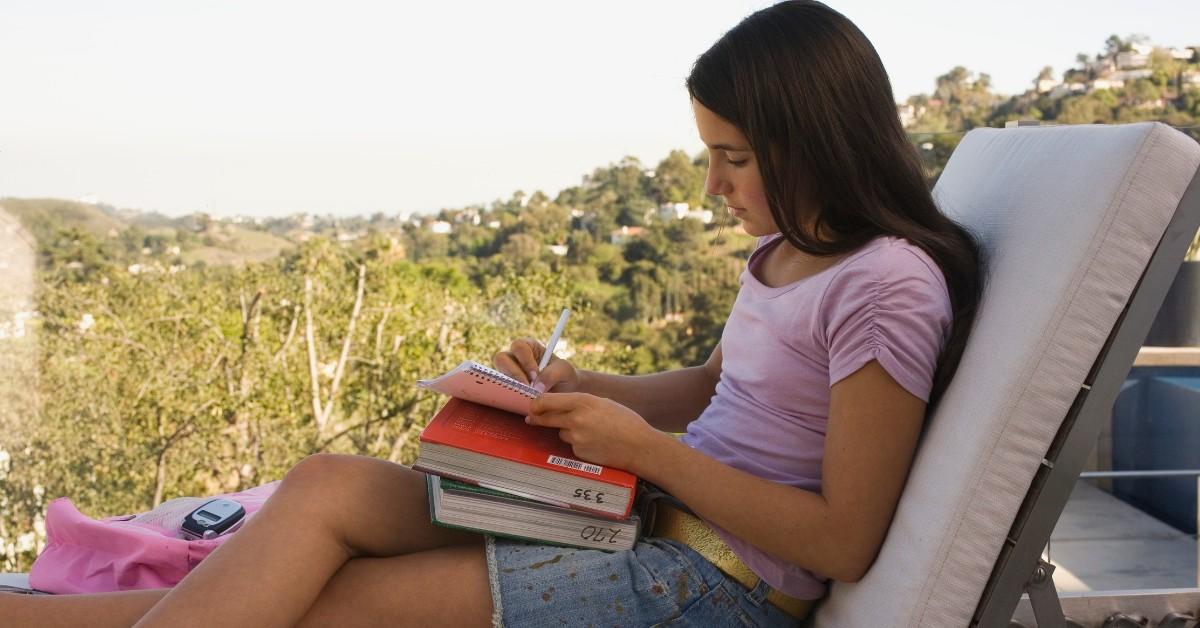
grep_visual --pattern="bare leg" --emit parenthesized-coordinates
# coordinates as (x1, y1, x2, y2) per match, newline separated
(1, 542, 492, 628)
(123, 454, 482, 628)
(1, 589, 163, 628)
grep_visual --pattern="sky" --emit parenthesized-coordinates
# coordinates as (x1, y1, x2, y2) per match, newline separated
(2, 0, 1197, 218)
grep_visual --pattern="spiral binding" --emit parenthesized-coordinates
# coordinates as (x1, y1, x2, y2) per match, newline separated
(468, 363, 540, 398)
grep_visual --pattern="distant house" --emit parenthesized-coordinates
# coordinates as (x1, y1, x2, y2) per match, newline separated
(1036, 78, 1061, 94)
(897, 103, 918, 128)
(1111, 69, 1153, 82)
(1170, 47, 1196, 61)
(1090, 78, 1125, 91)
(1115, 51, 1150, 70)
(1182, 71, 1200, 86)
(610, 225, 644, 246)
(429, 221, 452, 235)
(454, 209, 481, 225)
(546, 244, 569, 257)
(1048, 82, 1087, 100)
(686, 209, 714, 224)
(657, 202, 690, 222)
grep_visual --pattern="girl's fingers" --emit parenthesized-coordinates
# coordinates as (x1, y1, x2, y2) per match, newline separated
(529, 392, 586, 414)
(533, 361, 564, 392)
(525, 409, 571, 428)
(511, 338, 544, 381)
(492, 351, 529, 384)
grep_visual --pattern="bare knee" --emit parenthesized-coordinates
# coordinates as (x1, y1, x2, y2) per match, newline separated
(282, 453, 365, 491)
(268, 454, 381, 527)
(283, 453, 419, 492)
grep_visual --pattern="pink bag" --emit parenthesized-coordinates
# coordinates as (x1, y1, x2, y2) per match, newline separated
(29, 482, 279, 594)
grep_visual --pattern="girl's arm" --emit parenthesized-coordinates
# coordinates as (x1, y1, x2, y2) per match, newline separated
(526, 358, 925, 583)
(575, 344, 722, 432)
(496, 341, 723, 433)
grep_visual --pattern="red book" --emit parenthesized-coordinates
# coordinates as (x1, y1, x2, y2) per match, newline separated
(413, 397, 638, 519)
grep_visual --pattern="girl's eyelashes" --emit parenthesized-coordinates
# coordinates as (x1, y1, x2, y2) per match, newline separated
(723, 152, 749, 167)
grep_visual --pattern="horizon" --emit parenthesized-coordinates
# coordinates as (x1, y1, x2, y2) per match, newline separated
(2, 0, 1197, 219)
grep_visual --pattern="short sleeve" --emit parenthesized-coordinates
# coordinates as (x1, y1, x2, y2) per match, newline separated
(822, 243, 952, 402)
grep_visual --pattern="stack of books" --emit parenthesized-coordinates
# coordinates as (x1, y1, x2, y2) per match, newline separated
(413, 362, 641, 551)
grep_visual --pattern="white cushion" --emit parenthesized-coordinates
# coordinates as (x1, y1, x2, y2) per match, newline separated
(815, 123, 1200, 627)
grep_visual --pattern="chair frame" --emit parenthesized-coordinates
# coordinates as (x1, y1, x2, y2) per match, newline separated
(971, 163, 1200, 627)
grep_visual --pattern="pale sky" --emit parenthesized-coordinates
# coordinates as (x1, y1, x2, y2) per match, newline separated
(2, 0, 1197, 218)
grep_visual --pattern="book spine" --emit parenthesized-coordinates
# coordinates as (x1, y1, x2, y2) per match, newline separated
(414, 463, 633, 519)
(428, 517, 636, 552)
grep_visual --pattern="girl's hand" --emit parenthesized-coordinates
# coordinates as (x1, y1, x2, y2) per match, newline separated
(526, 392, 667, 474)
(493, 337, 580, 393)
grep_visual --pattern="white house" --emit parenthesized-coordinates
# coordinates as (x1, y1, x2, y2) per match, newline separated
(1036, 78, 1061, 94)
(1048, 82, 1087, 100)
(1090, 78, 1126, 91)
(429, 221, 452, 235)
(657, 202, 690, 222)
(546, 244, 569, 257)
(686, 209, 714, 224)
(1170, 47, 1196, 61)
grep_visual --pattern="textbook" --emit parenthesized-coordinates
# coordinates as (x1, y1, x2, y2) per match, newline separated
(417, 360, 540, 416)
(412, 396, 638, 519)
(426, 475, 640, 551)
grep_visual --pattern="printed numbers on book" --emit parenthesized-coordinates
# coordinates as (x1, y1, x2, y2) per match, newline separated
(580, 526, 622, 544)
(573, 488, 605, 504)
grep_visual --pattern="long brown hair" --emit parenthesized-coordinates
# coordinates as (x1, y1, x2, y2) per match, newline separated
(687, 0, 983, 406)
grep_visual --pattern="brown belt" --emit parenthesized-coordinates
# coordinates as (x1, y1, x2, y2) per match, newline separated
(650, 501, 814, 620)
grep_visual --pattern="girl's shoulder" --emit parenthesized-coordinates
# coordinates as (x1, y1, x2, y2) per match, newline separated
(832, 235, 948, 293)
(815, 236, 952, 333)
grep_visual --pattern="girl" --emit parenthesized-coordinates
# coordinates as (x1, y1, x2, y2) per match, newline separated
(3, 1, 981, 626)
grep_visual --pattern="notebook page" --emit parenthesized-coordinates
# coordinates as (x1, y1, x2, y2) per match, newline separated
(417, 360, 539, 415)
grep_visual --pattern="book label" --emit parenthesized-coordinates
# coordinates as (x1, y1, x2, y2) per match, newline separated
(580, 525, 624, 545)
(547, 455, 602, 475)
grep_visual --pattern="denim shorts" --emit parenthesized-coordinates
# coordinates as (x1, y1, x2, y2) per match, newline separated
(485, 535, 804, 627)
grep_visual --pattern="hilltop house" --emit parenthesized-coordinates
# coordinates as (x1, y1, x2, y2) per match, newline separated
(610, 225, 643, 246)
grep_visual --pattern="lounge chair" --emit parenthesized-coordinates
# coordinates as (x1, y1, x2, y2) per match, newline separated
(813, 122, 1200, 627)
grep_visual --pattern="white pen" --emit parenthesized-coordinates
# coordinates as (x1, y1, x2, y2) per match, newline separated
(532, 308, 571, 386)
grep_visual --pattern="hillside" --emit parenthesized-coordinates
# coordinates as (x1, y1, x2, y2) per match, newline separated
(0, 197, 295, 269)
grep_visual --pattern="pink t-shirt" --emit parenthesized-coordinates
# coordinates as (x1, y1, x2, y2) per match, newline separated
(679, 233, 952, 599)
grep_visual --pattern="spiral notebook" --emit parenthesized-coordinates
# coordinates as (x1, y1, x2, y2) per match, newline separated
(417, 360, 540, 415)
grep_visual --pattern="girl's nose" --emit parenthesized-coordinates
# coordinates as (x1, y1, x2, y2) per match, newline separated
(705, 168, 731, 197)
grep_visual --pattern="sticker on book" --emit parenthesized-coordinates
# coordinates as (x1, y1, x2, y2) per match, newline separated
(547, 455, 603, 475)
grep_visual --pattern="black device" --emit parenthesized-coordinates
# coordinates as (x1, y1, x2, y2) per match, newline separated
(180, 498, 246, 540)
